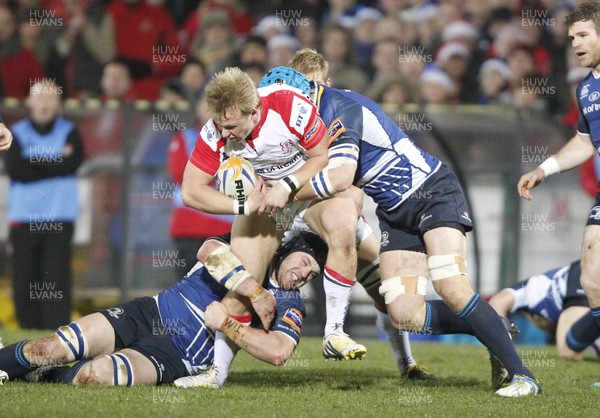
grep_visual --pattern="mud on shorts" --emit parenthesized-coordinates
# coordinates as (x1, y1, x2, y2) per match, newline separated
(98, 296, 189, 384)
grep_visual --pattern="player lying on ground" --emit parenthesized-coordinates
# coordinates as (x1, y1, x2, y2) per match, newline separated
(260, 56, 540, 397)
(0, 233, 325, 386)
(182, 67, 365, 361)
(490, 260, 600, 361)
(174, 215, 435, 389)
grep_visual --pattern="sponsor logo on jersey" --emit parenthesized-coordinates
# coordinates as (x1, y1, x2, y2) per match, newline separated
(255, 153, 302, 175)
(282, 308, 304, 332)
(304, 118, 321, 143)
(328, 118, 346, 144)
(289, 96, 311, 131)
(107, 307, 124, 319)
(581, 84, 590, 99)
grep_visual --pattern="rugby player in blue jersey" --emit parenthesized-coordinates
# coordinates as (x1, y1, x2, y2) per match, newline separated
(518, 2, 600, 385)
(490, 260, 600, 362)
(262, 49, 541, 397)
(0, 233, 326, 386)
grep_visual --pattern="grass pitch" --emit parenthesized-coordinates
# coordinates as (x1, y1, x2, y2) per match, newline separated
(1, 329, 599, 418)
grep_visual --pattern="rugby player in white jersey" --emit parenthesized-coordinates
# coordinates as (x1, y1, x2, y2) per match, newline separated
(181, 67, 366, 361)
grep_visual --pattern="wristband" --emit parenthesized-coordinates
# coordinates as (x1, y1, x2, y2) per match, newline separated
(233, 199, 249, 215)
(539, 156, 560, 177)
(279, 175, 299, 195)
(221, 315, 246, 345)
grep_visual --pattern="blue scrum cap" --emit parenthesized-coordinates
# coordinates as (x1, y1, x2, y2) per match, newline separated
(258, 66, 311, 97)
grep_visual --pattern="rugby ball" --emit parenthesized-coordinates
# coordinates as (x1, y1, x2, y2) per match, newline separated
(216, 156, 256, 201)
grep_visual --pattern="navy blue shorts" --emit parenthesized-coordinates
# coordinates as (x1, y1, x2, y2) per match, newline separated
(376, 164, 473, 253)
(563, 260, 588, 309)
(98, 297, 188, 384)
(586, 192, 600, 226)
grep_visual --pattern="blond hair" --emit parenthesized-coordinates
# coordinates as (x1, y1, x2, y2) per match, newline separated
(289, 48, 329, 84)
(204, 67, 260, 120)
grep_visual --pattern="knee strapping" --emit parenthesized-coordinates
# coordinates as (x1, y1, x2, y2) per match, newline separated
(379, 275, 428, 304)
(427, 254, 467, 281)
(107, 353, 134, 386)
(202, 244, 252, 291)
(55, 323, 89, 362)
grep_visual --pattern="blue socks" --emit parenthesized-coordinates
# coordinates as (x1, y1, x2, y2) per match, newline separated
(0, 340, 36, 379)
(567, 307, 600, 352)
(458, 294, 534, 380)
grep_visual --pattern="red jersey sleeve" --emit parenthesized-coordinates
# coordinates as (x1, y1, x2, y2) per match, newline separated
(268, 90, 326, 151)
(167, 132, 187, 184)
(189, 119, 223, 176)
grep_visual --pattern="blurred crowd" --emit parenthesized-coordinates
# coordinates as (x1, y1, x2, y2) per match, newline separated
(0, 0, 588, 126)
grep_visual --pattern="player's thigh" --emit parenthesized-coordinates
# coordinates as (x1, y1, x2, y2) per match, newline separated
(302, 197, 357, 242)
(74, 348, 157, 386)
(231, 213, 280, 278)
(73, 313, 117, 357)
(556, 306, 589, 361)
(422, 226, 467, 258)
(580, 224, 600, 300)
(379, 249, 428, 278)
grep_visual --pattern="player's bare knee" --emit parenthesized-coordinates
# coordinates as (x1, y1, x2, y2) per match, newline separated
(24, 335, 67, 366)
(322, 208, 357, 246)
(380, 276, 427, 331)
(197, 238, 229, 263)
(73, 359, 112, 386)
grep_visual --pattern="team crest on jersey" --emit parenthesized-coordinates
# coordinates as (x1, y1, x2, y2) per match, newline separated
(282, 308, 304, 332)
(589, 91, 600, 102)
(200, 121, 220, 152)
(280, 139, 296, 155)
(328, 118, 346, 144)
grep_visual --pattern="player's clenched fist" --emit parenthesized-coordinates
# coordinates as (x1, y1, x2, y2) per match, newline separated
(205, 301, 230, 330)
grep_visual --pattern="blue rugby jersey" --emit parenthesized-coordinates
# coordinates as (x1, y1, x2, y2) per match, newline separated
(510, 261, 584, 323)
(313, 85, 441, 211)
(155, 262, 306, 374)
(576, 70, 600, 149)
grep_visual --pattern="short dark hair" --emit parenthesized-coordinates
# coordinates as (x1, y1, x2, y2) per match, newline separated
(566, 1, 600, 34)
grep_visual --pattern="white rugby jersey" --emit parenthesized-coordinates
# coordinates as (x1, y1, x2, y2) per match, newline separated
(190, 85, 325, 180)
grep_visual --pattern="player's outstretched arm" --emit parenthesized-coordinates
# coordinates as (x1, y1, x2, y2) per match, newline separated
(518, 133, 594, 200)
(205, 301, 295, 365)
